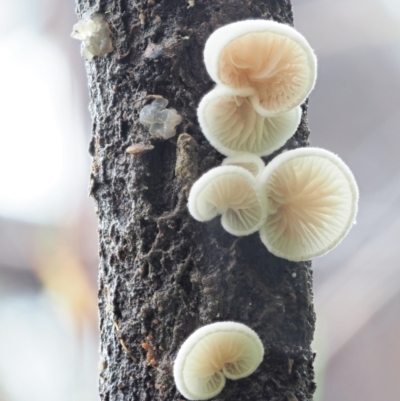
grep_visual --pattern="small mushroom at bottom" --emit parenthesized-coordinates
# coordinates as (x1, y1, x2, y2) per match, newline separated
(173, 322, 264, 400)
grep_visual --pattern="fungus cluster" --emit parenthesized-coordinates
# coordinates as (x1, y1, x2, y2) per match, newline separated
(71, 11, 113, 60)
(188, 149, 358, 261)
(198, 20, 317, 157)
(174, 20, 359, 400)
(187, 19, 359, 262)
(174, 322, 264, 400)
(64, 16, 361, 400)
(139, 97, 182, 139)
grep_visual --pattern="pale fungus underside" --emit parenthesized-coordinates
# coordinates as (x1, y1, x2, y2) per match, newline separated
(260, 148, 359, 261)
(219, 32, 310, 115)
(221, 153, 265, 178)
(174, 322, 264, 400)
(198, 87, 301, 157)
(195, 21, 359, 262)
(188, 166, 266, 236)
(204, 20, 317, 116)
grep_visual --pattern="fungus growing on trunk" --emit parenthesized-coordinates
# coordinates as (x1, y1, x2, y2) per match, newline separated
(139, 97, 182, 139)
(198, 86, 301, 156)
(188, 166, 266, 236)
(221, 153, 265, 178)
(204, 20, 317, 116)
(259, 148, 358, 261)
(71, 11, 113, 60)
(174, 322, 264, 400)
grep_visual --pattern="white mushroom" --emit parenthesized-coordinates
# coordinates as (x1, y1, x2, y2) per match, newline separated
(188, 166, 266, 236)
(174, 322, 264, 400)
(259, 148, 359, 261)
(198, 86, 301, 156)
(222, 153, 265, 178)
(204, 20, 317, 116)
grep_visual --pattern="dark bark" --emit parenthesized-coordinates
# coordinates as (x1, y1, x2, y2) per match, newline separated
(77, 0, 316, 400)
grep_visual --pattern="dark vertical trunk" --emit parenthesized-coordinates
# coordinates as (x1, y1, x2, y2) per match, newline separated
(77, 0, 316, 400)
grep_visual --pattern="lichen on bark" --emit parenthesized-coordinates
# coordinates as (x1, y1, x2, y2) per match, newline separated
(78, 0, 316, 400)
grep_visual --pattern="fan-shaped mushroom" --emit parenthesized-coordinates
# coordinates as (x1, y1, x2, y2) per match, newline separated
(222, 153, 265, 178)
(174, 322, 264, 400)
(188, 166, 266, 236)
(259, 148, 358, 261)
(204, 20, 317, 116)
(198, 86, 301, 156)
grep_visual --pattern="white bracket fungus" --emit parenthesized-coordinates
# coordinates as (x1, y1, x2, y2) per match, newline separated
(188, 166, 267, 236)
(139, 97, 182, 139)
(71, 11, 113, 60)
(204, 20, 317, 116)
(259, 148, 359, 261)
(198, 86, 301, 156)
(174, 322, 264, 400)
(221, 153, 265, 178)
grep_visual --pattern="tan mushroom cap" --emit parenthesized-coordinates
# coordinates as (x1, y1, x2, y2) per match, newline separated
(222, 153, 265, 178)
(174, 322, 264, 400)
(198, 86, 301, 156)
(259, 148, 359, 261)
(204, 20, 317, 116)
(188, 166, 266, 236)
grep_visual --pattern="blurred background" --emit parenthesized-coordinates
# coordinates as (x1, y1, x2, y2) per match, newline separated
(294, 0, 400, 400)
(0, 0, 399, 400)
(0, 0, 98, 400)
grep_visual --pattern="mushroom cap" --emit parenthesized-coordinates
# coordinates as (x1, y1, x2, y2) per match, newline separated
(204, 20, 317, 116)
(174, 322, 264, 400)
(188, 166, 267, 236)
(259, 148, 359, 261)
(198, 86, 301, 156)
(221, 153, 265, 178)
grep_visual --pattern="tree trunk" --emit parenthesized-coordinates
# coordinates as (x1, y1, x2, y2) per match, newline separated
(78, 0, 316, 400)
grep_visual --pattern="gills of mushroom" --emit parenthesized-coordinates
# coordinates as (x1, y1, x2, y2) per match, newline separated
(222, 153, 265, 178)
(188, 166, 266, 236)
(259, 148, 359, 261)
(174, 322, 264, 400)
(198, 86, 301, 156)
(204, 20, 317, 116)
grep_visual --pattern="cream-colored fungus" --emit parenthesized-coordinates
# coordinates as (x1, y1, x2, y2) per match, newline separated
(259, 148, 358, 261)
(174, 322, 264, 400)
(188, 166, 266, 236)
(204, 20, 317, 116)
(198, 86, 301, 156)
(221, 153, 265, 178)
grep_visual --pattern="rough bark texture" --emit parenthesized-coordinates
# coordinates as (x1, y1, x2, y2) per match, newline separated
(77, 0, 316, 400)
